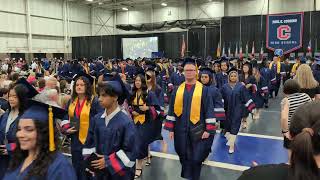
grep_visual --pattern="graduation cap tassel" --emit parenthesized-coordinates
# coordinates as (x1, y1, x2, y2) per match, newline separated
(93, 78, 96, 96)
(195, 59, 199, 79)
(48, 106, 55, 152)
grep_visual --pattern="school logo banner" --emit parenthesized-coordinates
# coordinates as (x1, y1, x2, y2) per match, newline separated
(266, 12, 304, 54)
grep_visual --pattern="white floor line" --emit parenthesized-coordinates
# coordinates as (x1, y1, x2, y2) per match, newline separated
(237, 132, 283, 140)
(260, 110, 280, 113)
(216, 130, 283, 140)
(63, 151, 249, 171)
(150, 151, 250, 172)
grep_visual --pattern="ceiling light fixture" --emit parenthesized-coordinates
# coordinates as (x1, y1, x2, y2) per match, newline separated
(86, 0, 94, 2)
(161, 3, 167, 6)
(98, 2, 103, 5)
(122, 7, 128, 11)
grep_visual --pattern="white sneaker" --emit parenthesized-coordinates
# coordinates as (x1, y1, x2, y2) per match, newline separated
(228, 146, 235, 154)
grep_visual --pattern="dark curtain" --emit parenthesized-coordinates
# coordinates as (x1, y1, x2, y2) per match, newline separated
(164, 31, 187, 59)
(188, 27, 220, 58)
(206, 27, 220, 58)
(53, 53, 64, 59)
(241, 15, 266, 54)
(101, 35, 117, 59)
(188, 28, 203, 57)
(10, 53, 25, 59)
(72, 11, 320, 59)
(221, 17, 241, 47)
(33, 53, 46, 59)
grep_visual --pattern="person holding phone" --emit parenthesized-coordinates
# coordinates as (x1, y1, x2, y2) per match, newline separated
(129, 73, 159, 179)
(62, 72, 103, 180)
(0, 78, 38, 179)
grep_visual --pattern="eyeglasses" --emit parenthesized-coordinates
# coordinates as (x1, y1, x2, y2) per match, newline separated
(184, 69, 196, 72)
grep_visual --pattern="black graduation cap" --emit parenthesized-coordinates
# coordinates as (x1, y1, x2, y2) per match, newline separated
(227, 67, 238, 75)
(20, 99, 67, 151)
(73, 72, 94, 85)
(144, 60, 157, 72)
(213, 60, 221, 65)
(103, 72, 114, 81)
(242, 61, 252, 68)
(199, 67, 214, 75)
(102, 73, 130, 105)
(182, 57, 197, 67)
(15, 78, 38, 98)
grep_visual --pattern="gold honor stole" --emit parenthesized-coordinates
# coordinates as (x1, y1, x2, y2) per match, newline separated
(269, 59, 281, 74)
(291, 63, 300, 74)
(133, 93, 146, 124)
(68, 96, 93, 144)
(174, 81, 203, 125)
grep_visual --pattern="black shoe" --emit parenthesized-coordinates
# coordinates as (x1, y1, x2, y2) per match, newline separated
(265, 105, 269, 108)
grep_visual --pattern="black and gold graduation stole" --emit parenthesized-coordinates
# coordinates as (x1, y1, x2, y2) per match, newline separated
(133, 93, 146, 124)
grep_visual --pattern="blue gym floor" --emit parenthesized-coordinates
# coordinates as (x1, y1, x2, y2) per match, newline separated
(141, 92, 287, 180)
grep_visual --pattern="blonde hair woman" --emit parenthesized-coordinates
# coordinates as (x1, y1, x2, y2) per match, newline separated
(294, 64, 320, 99)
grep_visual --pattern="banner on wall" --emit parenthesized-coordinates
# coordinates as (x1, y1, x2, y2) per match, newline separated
(266, 12, 304, 54)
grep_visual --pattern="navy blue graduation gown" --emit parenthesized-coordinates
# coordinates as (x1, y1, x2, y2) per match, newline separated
(164, 83, 216, 180)
(208, 85, 225, 122)
(84, 110, 139, 180)
(168, 72, 185, 88)
(253, 77, 269, 108)
(239, 75, 256, 118)
(269, 62, 285, 96)
(152, 86, 165, 141)
(3, 153, 76, 180)
(164, 83, 216, 163)
(0, 111, 21, 179)
(64, 96, 104, 180)
(221, 83, 255, 135)
(216, 72, 228, 89)
(130, 91, 159, 159)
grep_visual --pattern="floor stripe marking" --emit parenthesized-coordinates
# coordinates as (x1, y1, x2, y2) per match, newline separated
(150, 151, 250, 172)
(260, 110, 280, 113)
(216, 130, 283, 140)
(237, 132, 283, 140)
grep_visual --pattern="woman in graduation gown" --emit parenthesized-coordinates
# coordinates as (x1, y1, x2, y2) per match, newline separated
(62, 72, 103, 180)
(252, 66, 269, 120)
(4, 100, 76, 180)
(129, 74, 159, 179)
(83, 73, 140, 180)
(221, 68, 256, 154)
(238, 62, 256, 129)
(0, 78, 38, 179)
(145, 62, 165, 165)
(259, 59, 273, 108)
(199, 67, 225, 128)
(216, 59, 229, 89)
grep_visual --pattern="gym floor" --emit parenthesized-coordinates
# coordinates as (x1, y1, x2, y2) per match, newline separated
(143, 93, 286, 180)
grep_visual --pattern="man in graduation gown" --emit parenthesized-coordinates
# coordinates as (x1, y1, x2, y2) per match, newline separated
(168, 60, 185, 91)
(83, 73, 139, 180)
(164, 58, 216, 180)
(269, 49, 285, 98)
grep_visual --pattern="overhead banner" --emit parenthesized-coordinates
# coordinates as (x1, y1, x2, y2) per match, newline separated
(266, 12, 304, 54)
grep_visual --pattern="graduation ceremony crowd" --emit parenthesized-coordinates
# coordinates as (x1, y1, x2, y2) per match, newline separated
(0, 48, 320, 180)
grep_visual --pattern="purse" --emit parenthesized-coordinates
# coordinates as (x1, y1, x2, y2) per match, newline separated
(189, 123, 205, 142)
